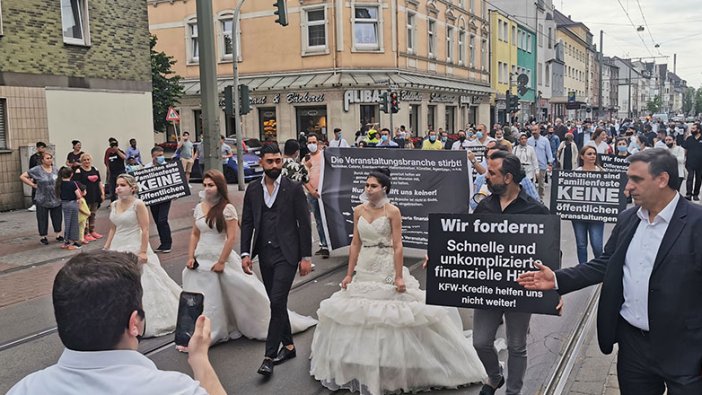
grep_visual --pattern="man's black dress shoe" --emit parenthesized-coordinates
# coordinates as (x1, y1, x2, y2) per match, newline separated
(273, 347, 296, 365)
(478, 375, 505, 395)
(257, 359, 274, 376)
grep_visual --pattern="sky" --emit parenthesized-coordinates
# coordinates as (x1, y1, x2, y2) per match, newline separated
(558, 0, 702, 89)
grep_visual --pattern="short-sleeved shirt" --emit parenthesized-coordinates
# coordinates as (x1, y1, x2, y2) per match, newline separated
(684, 135, 702, 168)
(73, 167, 102, 204)
(66, 151, 84, 169)
(475, 188, 550, 215)
(59, 180, 79, 201)
(106, 149, 126, 175)
(27, 166, 61, 208)
(126, 147, 142, 165)
(221, 143, 232, 164)
(7, 348, 208, 395)
(282, 157, 310, 184)
(180, 141, 194, 159)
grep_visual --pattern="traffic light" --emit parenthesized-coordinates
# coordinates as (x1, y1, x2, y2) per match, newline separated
(506, 90, 520, 113)
(390, 92, 399, 113)
(273, 0, 288, 26)
(239, 84, 251, 115)
(224, 85, 234, 116)
(379, 92, 389, 113)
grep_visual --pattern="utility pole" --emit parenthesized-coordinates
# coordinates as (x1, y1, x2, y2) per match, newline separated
(196, 0, 221, 175)
(598, 30, 604, 121)
(231, 0, 246, 190)
(628, 63, 632, 119)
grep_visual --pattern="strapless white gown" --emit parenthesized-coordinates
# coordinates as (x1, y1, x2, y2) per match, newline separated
(310, 214, 488, 395)
(182, 203, 316, 344)
(108, 200, 181, 338)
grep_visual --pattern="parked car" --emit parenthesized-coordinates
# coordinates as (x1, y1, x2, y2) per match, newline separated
(179, 138, 263, 184)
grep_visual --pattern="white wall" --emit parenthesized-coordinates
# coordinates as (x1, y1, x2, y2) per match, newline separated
(45, 88, 154, 176)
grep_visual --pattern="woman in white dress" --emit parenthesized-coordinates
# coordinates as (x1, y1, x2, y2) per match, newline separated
(103, 174, 181, 338)
(310, 168, 487, 395)
(182, 170, 316, 346)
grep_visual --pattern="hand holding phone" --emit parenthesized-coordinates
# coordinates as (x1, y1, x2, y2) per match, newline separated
(175, 292, 205, 349)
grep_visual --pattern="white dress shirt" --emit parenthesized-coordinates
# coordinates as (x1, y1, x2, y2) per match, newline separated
(7, 349, 207, 395)
(262, 174, 282, 208)
(621, 193, 680, 331)
(329, 138, 350, 148)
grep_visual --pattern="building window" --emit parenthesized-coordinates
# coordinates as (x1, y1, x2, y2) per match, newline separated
(60, 0, 90, 45)
(428, 19, 436, 58)
(497, 19, 503, 42)
(303, 7, 327, 53)
(481, 39, 487, 70)
(446, 26, 454, 63)
(259, 107, 277, 142)
(458, 29, 465, 65)
(410, 105, 420, 137)
(545, 63, 550, 87)
(538, 24, 543, 47)
(353, 5, 380, 50)
(547, 27, 552, 49)
(497, 62, 504, 84)
(445, 106, 456, 133)
(296, 106, 328, 137)
(511, 26, 516, 45)
(469, 0, 474, 14)
(469, 34, 475, 67)
(0, 0, 4, 36)
(0, 99, 7, 149)
(219, 15, 241, 61)
(187, 21, 199, 63)
(407, 12, 415, 53)
(538, 62, 542, 87)
(427, 105, 436, 130)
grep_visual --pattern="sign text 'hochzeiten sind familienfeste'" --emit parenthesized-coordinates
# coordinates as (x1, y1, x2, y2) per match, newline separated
(133, 162, 191, 206)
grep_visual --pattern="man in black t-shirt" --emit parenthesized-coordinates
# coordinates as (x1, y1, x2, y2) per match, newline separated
(683, 123, 702, 200)
(105, 139, 126, 202)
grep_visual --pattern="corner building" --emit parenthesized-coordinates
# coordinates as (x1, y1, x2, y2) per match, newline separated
(148, 0, 492, 143)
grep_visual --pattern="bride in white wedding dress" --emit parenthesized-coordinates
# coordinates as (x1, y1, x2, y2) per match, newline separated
(182, 170, 316, 345)
(103, 174, 181, 338)
(310, 168, 487, 395)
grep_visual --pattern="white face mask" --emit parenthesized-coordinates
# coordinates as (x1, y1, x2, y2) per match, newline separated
(115, 186, 133, 200)
(307, 143, 318, 153)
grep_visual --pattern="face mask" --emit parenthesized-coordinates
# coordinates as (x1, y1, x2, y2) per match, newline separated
(476, 132, 484, 139)
(467, 132, 474, 138)
(441, 137, 447, 142)
(264, 168, 281, 179)
(115, 186, 132, 199)
(381, 135, 388, 142)
(156, 156, 166, 165)
(307, 143, 318, 153)
(459, 136, 466, 142)
(666, 143, 674, 148)
(429, 136, 437, 142)
(617, 145, 628, 153)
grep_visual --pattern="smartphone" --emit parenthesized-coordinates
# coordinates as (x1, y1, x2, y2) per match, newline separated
(174, 292, 204, 347)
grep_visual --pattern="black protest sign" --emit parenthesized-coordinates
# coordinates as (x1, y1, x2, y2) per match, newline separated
(466, 144, 486, 178)
(550, 170, 626, 223)
(133, 161, 191, 206)
(320, 148, 471, 250)
(598, 154, 630, 172)
(426, 214, 561, 315)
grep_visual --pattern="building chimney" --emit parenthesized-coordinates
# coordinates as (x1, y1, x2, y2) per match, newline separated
(673, 53, 677, 75)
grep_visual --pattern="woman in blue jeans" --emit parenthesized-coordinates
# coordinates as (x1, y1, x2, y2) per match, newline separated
(571, 145, 604, 264)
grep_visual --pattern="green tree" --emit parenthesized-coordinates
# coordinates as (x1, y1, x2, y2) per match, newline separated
(695, 88, 702, 116)
(646, 95, 662, 114)
(683, 87, 695, 115)
(151, 35, 184, 133)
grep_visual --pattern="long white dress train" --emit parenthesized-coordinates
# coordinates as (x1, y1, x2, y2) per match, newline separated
(310, 214, 488, 395)
(182, 203, 317, 344)
(108, 200, 181, 338)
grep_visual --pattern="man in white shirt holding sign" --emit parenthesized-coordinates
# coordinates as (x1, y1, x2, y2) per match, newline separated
(8, 250, 226, 395)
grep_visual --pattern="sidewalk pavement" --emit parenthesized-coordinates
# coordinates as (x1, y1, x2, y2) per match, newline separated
(0, 184, 246, 309)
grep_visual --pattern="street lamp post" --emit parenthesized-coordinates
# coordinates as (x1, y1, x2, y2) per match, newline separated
(231, 0, 246, 190)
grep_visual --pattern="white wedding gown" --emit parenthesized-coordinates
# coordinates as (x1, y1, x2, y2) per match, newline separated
(108, 200, 181, 338)
(182, 203, 317, 344)
(310, 211, 488, 395)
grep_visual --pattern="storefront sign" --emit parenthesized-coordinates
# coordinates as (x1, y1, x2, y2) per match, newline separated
(400, 90, 423, 102)
(343, 89, 382, 112)
(319, 148, 471, 249)
(430, 93, 457, 103)
(286, 92, 325, 104)
(133, 162, 191, 206)
(426, 213, 561, 315)
(251, 96, 267, 105)
(550, 170, 627, 223)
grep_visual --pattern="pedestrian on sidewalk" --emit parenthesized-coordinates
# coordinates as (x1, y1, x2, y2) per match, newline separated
(303, 133, 329, 258)
(571, 146, 605, 264)
(104, 138, 126, 202)
(20, 151, 64, 245)
(73, 154, 105, 241)
(144, 146, 172, 253)
(65, 140, 83, 171)
(126, 138, 143, 166)
(177, 132, 196, 184)
(27, 141, 48, 212)
(77, 184, 91, 245)
(56, 167, 82, 250)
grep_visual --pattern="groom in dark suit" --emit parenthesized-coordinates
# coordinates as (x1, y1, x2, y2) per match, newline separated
(240, 143, 313, 377)
(519, 148, 702, 394)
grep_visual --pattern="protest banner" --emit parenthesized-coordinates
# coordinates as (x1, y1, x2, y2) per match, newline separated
(133, 161, 191, 206)
(598, 154, 630, 172)
(320, 148, 471, 250)
(426, 214, 561, 315)
(550, 170, 627, 223)
(465, 144, 486, 179)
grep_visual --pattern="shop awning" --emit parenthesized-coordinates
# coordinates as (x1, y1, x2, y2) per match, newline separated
(180, 71, 493, 96)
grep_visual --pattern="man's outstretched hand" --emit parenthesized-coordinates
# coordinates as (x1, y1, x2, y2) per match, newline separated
(517, 260, 557, 290)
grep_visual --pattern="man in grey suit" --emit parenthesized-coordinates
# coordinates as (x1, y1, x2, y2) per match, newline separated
(240, 143, 313, 377)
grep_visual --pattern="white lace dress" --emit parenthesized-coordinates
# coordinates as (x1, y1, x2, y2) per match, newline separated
(108, 200, 181, 338)
(182, 203, 317, 344)
(310, 212, 488, 395)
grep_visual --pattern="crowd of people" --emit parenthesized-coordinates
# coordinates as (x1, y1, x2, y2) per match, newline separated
(10, 114, 702, 395)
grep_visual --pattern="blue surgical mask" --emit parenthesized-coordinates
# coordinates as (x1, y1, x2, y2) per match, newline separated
(381, 135, 388, 142)
(429, 135, 437, 142)
(476, 132, 484, 139)
(441, 137, 447, 142)
(617, 145, 628, 153)
(467, 132, 474, 138)
(156, 156, 166, 165)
